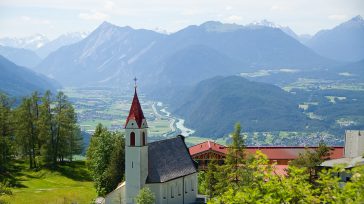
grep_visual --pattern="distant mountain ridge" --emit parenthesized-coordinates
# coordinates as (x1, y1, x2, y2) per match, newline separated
(36, 32, 88, 58)
(0, 55, 60, 96)
(307, 15, 364, 62)
(0, 45, 41, 67)
(35, 20, 335, 89)
(170, 75, 312, 138)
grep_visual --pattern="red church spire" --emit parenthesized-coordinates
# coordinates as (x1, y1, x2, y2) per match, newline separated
(125, 78, 145, 128)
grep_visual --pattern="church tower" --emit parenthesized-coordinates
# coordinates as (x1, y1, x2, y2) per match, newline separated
(125, 80, 148, 204)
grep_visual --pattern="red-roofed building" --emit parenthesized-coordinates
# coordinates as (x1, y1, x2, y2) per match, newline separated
(189, 141, 344, 170)
(189, 141, 227, 170)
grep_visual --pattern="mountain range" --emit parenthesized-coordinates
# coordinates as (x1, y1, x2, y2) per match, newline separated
(0, 45, 41, 67)
(0, 32, 87, 60)
(0, 55, 59, 96)
(307, 15, 364, 62)
(0, 34, 49, 50)
(35, 20, 336, 89)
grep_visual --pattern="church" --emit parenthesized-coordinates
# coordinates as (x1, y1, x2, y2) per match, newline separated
(104, 85, 198, 204)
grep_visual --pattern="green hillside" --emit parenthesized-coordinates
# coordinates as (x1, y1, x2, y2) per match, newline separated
(173, 76, 315, 138)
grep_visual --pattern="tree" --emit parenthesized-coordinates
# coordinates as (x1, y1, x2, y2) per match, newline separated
(135, 187, 155, 204)
(0, 93, 14, 172)
(53, 92, 80, 163)
(15, 98, 37, 168)
(38, 91, 55, 167)
(290, 141, 331, 182)
(223, 122, 246, 189)
(205, 158, 218, 199)
(86, 124, 125, 196)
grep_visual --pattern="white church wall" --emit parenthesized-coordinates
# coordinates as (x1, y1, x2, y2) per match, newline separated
(105, 182, 125, 204)
(183, 173, 198, 204)
(146, 173, 197, 204)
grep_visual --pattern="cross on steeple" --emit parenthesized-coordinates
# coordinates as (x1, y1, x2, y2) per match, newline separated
(133, 77, 137, 88)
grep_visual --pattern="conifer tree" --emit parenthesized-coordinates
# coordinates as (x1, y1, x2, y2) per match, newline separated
(224, 122, 245, 188)
(15, 98, 36, 168)
(38, 91, 55, 167)
(0, 93, 14, 172)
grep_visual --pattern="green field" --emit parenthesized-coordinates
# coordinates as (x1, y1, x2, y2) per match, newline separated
(62, 87, 177, 138)
(1, 161, 96, 204)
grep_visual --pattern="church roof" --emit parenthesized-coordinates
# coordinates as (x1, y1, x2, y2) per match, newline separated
(147, 136, 197, 183)
(125, 88, 145, 128)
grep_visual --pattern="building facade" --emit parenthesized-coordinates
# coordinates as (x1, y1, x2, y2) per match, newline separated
(106, 87, 198, 204)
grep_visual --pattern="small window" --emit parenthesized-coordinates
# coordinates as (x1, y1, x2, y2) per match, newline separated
(132, 161, 133, 168)
(178, 183, 181, 196)
(163, 186, 167, 199)
(130, 132, 135, 146)
(185, 180, 187, 194)
(171, 185, 174, 198)
(142, 132, 146, 146)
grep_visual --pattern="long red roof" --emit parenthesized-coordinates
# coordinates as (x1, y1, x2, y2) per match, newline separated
(189, 141, 344, 160)
(125, 88, 145, 128)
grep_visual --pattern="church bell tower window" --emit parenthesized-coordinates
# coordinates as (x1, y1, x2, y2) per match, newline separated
(130, 132, 135, 146)
(142, 132, 146, 146)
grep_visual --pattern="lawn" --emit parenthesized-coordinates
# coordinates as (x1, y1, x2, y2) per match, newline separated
(1, 161, 96, 204)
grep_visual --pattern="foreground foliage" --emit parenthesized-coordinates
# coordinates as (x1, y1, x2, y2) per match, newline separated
(86, 124, 125, 196)
(203, 123, 364, 204)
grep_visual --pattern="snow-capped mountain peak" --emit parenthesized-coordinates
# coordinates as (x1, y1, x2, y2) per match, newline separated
(0, 34, 49, 50)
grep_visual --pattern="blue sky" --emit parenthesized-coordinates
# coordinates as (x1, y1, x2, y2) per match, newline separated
(0, 0, 363, 39)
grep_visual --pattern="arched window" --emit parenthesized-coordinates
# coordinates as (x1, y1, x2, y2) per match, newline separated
(130, 132, 135, 146)
(142, 132, 146, 146)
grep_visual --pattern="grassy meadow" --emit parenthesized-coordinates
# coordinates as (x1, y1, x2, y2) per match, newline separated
(1, 161, 96, 204)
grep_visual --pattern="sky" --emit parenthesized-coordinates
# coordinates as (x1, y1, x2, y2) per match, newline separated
(0, 0, 363, 39)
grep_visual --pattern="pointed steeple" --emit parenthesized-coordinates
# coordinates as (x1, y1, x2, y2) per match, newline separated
(125, 82, 145, 128)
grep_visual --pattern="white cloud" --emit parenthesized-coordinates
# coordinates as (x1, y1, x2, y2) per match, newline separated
(225, 6, 232, 11)
(20, 16, 50, 25)
(328, 14, 348, 21)
(270, 5, 289, 11)
(104, 1, 114, 10)
(225, 15, 242, 22)
(79, 11, 109, 20)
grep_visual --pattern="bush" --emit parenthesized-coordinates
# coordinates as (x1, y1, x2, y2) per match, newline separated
(135, 187, 155, 204)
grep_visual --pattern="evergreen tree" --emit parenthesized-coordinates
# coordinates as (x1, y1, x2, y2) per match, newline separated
(0, 93, 14, 172)
(38, 91, 55, 167)
(205, 158, 218, 199)
(15, 98, 36, 168)
(224, 122, 246, 188)
(53, 92, 80, 163)
(290, 141, 331, 182)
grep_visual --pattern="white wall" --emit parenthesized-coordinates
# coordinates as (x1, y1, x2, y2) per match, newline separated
(105, 183, 125, 204)
(345, 130, 364, 158)
(146, 173, 198, 204)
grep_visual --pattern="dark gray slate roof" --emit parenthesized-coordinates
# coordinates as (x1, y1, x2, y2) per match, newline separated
(146, 135, 197, 183)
